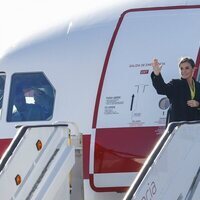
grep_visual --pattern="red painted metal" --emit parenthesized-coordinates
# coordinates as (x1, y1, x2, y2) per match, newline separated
(94, 127, 162, 173)
(194, 48, 200, 78)
(0, 139, 12, 158)
(83, 134, 91, 179)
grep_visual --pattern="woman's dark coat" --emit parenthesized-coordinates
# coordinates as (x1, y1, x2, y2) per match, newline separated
(151, 72, 200, 122)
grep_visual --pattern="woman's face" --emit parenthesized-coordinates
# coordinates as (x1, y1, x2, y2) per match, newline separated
(179, 62, 194, 80)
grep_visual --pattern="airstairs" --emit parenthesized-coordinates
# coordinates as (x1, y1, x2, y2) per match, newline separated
(0, 123, 79, 200)
(123, 121, 200, 200)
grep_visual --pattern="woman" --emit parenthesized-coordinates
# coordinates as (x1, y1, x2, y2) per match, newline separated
(151, 57, 200, 123)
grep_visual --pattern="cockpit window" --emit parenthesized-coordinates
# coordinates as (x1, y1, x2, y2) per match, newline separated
(7, 72, 55, 122)
(0, 73, 6, 118)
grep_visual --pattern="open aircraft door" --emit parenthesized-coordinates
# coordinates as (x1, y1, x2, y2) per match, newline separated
(89, 5, 200, 192)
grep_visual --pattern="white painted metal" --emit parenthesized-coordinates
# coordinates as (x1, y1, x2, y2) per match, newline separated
(0, 1, 199, 200)
(0, 0, 199, 137)
(0, 125, 75, 200)
(126, 122, 200, 200)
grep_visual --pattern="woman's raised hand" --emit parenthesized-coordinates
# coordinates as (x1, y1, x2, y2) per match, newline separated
(151, 58, 162, 76)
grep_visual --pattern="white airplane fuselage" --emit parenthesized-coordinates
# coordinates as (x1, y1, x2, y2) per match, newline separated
(0, 0, 200, 199)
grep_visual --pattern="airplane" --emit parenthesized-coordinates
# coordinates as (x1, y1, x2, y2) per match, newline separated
(0, 0, 200, 199)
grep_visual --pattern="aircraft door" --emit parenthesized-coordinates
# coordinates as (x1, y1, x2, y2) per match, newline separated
(90, 6, 200, 192)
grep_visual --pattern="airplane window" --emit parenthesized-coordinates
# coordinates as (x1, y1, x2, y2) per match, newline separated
(0, 73, 6, 119)
(7, 72, 55, 122)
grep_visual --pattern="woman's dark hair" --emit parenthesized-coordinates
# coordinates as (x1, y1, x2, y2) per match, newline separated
(179, 57, 195, 68)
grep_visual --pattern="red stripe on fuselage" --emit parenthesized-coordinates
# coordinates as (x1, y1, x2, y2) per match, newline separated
(94, 127, 162, 173)
(0, 139, 12, 158)
(194, 48, 200, 79)
(83, 134, 91, 179)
